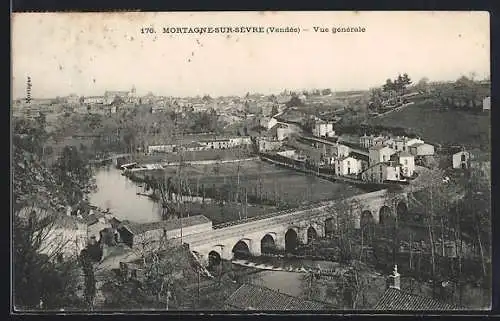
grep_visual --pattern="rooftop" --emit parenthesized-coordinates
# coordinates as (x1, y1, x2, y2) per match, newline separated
(124, 215, 211, 235)
(224, 283, 328, 311)
(104, 91, 129, 95)
(300, 135, 339, 145)
(410, 143, 434, 148)
(349, 151, 369, 162)
(374, 287, 462, 311)
(370, 145, 392, 151)
(398, 151, 414, 157)
(183, 141, 204, 149)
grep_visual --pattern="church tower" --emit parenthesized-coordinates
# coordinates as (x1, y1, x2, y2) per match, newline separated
(26, 76, 32, 104)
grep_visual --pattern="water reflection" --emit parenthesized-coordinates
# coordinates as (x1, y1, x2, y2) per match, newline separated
(89, 166, 162, 223)
(252, 270, 304, 297)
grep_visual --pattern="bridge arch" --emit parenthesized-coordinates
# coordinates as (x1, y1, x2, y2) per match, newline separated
(261, 233, 277, 254)
(285, 228, 299, 252)
(232, 239, 251, 259)
(208, 250, 222, 268)
(324, 217, 336, 238)
(307, 226, 318, 243)
(396, 200, 408, 220)
(379, 205, 395, 226)
(360, 210, 375, 227)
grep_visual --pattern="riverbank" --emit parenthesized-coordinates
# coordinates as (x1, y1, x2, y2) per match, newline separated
(89, 166, 162, 223)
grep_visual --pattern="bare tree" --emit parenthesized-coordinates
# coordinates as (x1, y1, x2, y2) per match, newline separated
(129, 232, 189, 308)
(427, 186, 437, 297)
(14, 206, 85, 309)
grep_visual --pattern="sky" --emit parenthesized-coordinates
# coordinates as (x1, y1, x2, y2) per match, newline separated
(11, 11, 490, 99)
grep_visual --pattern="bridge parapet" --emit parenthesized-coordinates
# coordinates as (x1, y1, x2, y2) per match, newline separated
(185, 189, 408, 246)
(183, 189, 408, 264)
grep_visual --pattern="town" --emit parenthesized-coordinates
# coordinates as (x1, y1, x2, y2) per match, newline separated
(12, 11, 491, 314)
(13, 73, 491, 311)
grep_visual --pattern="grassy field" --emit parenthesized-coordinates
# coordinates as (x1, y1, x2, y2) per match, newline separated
(136, 148, 255, 164)
(366, 100, 490, 150)
(146, 160, 366, 207)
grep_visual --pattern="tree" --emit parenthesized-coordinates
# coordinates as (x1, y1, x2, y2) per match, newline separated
(13, 120, 89, 310)
(52, 146, 96, 209)
(459, 168, 491, 277)
(13, 207, 85, 310)
(79, 249, 96, 310)
(382, 78, 395, 94)
(286, 96, 304, 108)
(321, 88, 332, 96)
(454, 76, 480, 109)
(415, 77, 430, 94)
(271, 104, 279, 117)
(301, 270, 321, 301)
(343, 262, 370, 309)
(130, 233, 192, 309)
(369, 88, 384, 111)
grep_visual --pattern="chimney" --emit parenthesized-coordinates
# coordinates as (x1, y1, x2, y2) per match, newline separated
(89, 236, 97, 246)
(388, 265, 401, 290)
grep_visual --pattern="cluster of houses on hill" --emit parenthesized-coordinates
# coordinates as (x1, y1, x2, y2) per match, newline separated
(256, 111, 491, 185)
(253, 113, 439, 185)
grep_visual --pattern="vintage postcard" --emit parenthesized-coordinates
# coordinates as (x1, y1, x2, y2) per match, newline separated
(11, 11, 491, 312)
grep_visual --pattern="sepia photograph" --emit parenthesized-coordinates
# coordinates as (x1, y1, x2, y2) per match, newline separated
(11, 11, 491, 312)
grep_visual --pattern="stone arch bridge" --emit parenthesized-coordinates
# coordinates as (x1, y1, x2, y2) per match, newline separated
(184, 189, 408, 267)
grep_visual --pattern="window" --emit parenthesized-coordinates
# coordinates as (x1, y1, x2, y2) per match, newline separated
(461, 154, 466, 161)
(383, 155, 387, 162)
(347, 160, 350, 166)
(404, 159, 408, 165)
(380, 172, 383, 181)
(131, 269, 137, 279)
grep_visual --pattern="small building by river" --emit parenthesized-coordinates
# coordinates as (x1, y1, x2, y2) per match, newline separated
(118, 215, 212, 249)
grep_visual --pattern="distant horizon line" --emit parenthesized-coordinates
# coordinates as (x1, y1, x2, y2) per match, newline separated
(12, 74, 491, 101)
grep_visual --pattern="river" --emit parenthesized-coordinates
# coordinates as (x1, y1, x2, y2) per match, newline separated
(89, 165, 162, 223)
(90, 166, 331, 301)
(250, 270, 305, 297)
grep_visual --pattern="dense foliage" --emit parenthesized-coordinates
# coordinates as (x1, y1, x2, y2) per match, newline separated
(13, 117, 95, 310)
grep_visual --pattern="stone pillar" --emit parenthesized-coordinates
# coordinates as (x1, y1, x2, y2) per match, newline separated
(275, 235, 286, 251)
(353, 209, 361, 229)
(225, 247, 235, 261)
(372, 207, 380, 224)
(314, 223, 325, 238)
(298, 228, 308, 245)
(249, 240, 262, 257)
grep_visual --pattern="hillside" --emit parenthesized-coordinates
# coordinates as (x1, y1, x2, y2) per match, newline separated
(366, 100, 490, 150)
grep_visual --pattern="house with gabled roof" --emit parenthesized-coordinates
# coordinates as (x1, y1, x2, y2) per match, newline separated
(369, 145, 396, 166)
(361, 161, 405, 184)
(391, 151, 415, 178)
(118, 215, 212, 249)
(374, 265, 462, 311)
(224, 283, 329, 311)
(335, 156, 363, 176)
